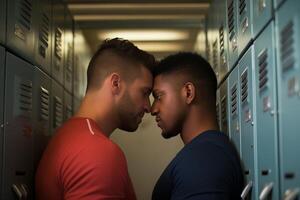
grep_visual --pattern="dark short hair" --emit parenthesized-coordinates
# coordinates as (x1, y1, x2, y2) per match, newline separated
(86, 38, 156, 90)
(155, 52, 217, 103)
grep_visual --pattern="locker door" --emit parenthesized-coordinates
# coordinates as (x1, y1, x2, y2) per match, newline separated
(239, 46, 257, 200)
(276, 0, 300, 199)
(2, 52, 35, 199)
(6, 0, 35, 63)
(51, 80, 64, 135)
(227, 0, 239, 69)
(34, 0, 52, 74)
(274, 0, 286, 10)
(64, 91, 73, 122)
(228, 66, 241, 155)
(211, 1, 220, 82)
(51, 0, 65, 86)
(238, 0, 253, 55)
(33, 67, 51, 170)
(253, 0, 272, 37)
(220, 79, 229, 135)
(254, 22, 279, 200)
(216, 88, 221, 129)
(0, 46, 5, 199)
(64, 9, 74, 94)
(218, 0, 229, 81)
(0, 0, 6, 44)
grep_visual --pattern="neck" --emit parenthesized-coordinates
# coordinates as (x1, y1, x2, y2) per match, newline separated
(74, 93, 116, 137)
(180, 106, 219, 145)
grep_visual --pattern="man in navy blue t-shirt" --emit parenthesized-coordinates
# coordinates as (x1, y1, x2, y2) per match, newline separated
(151, 52, 244, 200)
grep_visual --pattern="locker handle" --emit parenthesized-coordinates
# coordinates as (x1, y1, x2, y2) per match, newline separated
(259, 182, 274, 200)
(12, 184, 23, 200)
(284, 188, 300, 200)
(241, 181, 253, 200)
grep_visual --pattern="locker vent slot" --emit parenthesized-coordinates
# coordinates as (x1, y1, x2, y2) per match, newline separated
(66, 105, 73, 120)
(258, 49, 268, 92)
(280, 21, 295, 72)
(206, 42, 212, 64)
(239, 0, 246, 16)
(17, 0, 33, 31)
(212, 39, 218, 70)
(55, 27, 63, 60)
(39, 13, 50, 58)
(241, 69, 249, 103)
(216, 103, 220, 123)
(66, 44, 73, 81)
(221, 96, 227, 127)
(228, 0, 235, 39)
(219, 25, 225, 56)
(54, 96, 63, 128)
(19, 81, 33, 117)
(231, 84, 237, 116)
(40, 87, 50, 121)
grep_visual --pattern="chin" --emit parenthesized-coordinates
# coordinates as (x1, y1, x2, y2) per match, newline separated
(161, 130, 178, 139)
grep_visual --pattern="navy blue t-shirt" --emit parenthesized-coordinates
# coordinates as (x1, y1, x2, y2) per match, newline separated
(152, 130, 244, 200)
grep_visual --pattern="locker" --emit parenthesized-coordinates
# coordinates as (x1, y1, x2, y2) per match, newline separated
(33, 67, 51, 170)
(0, 0, 6, 44)
(254, 22, 279, 200)
(227, 0, 239, 69)
(51, 80, 64, 135)
(0, 45, 5, 199)
(51, 0, 65, 86)
(6, 0, 36, 63)
(228, 65, 241, 155)
(220, 79, 229, 135)
(274, 0, 286, 10)
(238, 0, 254, 55)
(216, 88, 221, 129)
(276, 0, 300, 198)
(253, 0, 272, 37)
(73, 54, 80, 99)
(2, 52, 35, 199)
(217, 0, 229, 81)
(34, 0, 52, 74)
(64, 91, 73, 122)
(73, 96, 81, 115)
(239, 46, 257, 200)
(64, 9, 74, 94)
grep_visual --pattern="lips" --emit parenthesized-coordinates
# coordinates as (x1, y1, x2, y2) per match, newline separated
(155, 117, 163, 127)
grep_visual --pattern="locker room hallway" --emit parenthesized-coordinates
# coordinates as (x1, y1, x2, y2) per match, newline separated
(0, 0, 299, 199)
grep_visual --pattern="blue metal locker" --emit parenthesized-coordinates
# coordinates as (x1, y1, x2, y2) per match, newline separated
(216, 88, 221, 130)
(227, 0, 239, 69)
(64, 9, 74, 94)
(253, 0, 272, 37)
(51, 0, 65, 86)
(64, 91, 73, 122)
(217, 0, 229, 81)
(51, 80, 64, 135)
(34, 0, 52, 74)
(274, 0, 286, 10)
(73, 96, 81, 115)
(238, 0, 254, 56)
(239, 46, 257, 200)
(276, 0, 300, 198)
(2, 52, 35, 199)
(210, 1, 220, 82)
(220, 79, 229, 135)
(0, 0, 6, 44)
(254, 22, 279, 200)
(0, 45, 5, 200)
(228, 65, 241, 155)
(6, 0, 35, 63)
(33, 67, 51, 170)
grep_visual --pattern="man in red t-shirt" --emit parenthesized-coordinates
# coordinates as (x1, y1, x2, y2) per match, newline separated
(35, 38, 156, 200)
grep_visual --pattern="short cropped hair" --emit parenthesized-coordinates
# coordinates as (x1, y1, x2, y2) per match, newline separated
(155, 52, 217, 104)
(86, 38, 156, 91)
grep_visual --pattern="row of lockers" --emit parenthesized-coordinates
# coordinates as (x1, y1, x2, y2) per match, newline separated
(0, 45, 82, 198)
(206, 0, 289, 84)
(214, 0, 300, 199)
(0, 0, 85, 97)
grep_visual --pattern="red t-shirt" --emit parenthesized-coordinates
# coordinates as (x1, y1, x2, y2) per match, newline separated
(35, 117, 136, 200)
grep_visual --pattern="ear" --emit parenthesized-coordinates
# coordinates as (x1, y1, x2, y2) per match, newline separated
(110, 73, 121, 95)
(182, 82, 195, 105)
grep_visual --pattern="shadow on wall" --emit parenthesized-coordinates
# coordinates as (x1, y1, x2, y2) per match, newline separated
(111, 113, 183, 200)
